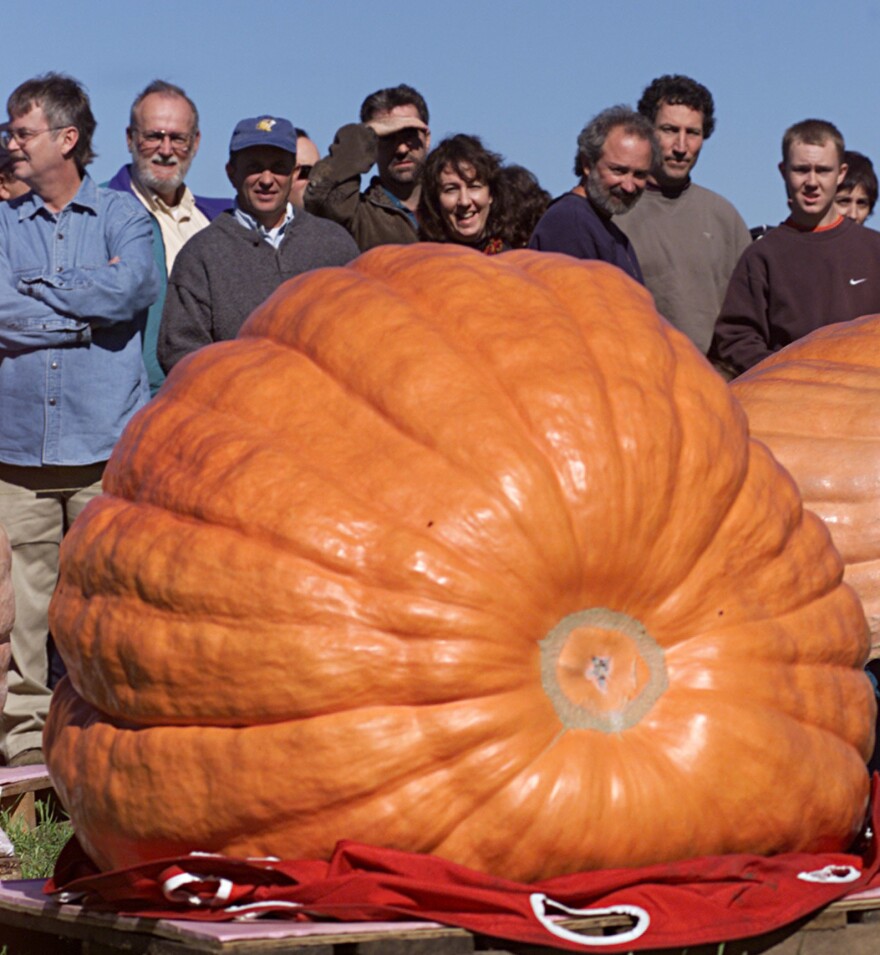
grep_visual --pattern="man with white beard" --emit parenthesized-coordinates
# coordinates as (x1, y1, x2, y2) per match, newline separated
(107, 81, 229, 394)
(529, 105, 657, 283)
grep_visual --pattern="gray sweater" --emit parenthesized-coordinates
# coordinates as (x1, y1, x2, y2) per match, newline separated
(158, 209, 358, 373)
(617, 183, 750, 354)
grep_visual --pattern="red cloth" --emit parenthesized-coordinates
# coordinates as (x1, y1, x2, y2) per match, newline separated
(46, 777, 880, 952)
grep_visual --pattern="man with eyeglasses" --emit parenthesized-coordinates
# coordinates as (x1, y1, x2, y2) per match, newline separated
(0, 73, 159, 766)
(107, 80, 230, 395)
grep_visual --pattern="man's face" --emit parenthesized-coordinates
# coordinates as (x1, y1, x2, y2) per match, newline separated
(374, 104, 429, 187)
(652, 101, 705, 186)
(127, 94, 200, 201)
(781, 138, 846, 226)
(4, 105, 73, 187)
(584, 125, 653, 217)
(835, 184, 872, 225)
(290, 135, 319, 210)
(226, 145, 295, 228)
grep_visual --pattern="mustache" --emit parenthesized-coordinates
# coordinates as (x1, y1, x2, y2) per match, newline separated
(150, 155, 179, 167)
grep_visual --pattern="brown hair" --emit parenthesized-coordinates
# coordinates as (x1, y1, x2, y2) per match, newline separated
(782, 119, 844, 165)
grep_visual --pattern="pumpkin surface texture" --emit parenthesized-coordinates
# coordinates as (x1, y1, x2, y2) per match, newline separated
(45, 246, 874, 882)
(732, 314, 880, 657)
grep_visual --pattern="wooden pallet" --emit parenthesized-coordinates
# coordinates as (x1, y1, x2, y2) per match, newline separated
(0, 877, 879, 954)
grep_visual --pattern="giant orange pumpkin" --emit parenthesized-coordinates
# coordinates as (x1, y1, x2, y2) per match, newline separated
(732, 314, 880, 657)
(45, 246, 874, 882)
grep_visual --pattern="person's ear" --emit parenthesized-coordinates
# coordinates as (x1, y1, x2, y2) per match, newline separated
(59, 125, 80, 160)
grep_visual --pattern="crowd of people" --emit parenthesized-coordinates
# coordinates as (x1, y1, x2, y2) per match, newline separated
(0, 70, 879, 766)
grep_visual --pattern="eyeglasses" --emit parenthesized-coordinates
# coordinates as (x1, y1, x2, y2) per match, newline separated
(0, 126, 69, 149)
(294, 164, 313, 181)
(131, 127, 194, 155)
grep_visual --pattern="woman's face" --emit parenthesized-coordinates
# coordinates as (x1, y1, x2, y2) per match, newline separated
(438, 162, 493, 243)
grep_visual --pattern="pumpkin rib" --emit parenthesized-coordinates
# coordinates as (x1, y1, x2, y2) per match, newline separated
(754, 428, 880, 446)
(434, 692, 867, 878)
(91, 494, 533, 625)
(490, 258, 668, 553)
(661, 669, 874, 752)
(56, 525, 546, 725)
(644, 446, 822, 641)
(345, 250, 721, 604)
(498, 254, 750, 610)
(532, 258, 772, 616)
(146, 349, 582, 604)
(265, 265, 592, 577)
(61, 598, 541, 726)
(48, 681, 568, 873)
(102, 418, 551, 620)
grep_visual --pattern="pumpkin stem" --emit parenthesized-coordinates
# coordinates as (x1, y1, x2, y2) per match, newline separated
(539, 608, 668, 732)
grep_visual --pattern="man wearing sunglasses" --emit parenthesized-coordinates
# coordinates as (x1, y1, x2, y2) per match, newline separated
(291, 129, 319, 211)
(0, 73, 159, 766)
(107, 81, 230, 395)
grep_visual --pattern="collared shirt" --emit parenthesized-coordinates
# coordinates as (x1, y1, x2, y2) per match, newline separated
(130, 180, 210, 274)
(0, 175, 160, 466)
(233, 201, 295, 249)
(381, 187, 418, 230)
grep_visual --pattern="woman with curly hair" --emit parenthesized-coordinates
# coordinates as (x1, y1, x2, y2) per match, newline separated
(418, 134, 514, 254)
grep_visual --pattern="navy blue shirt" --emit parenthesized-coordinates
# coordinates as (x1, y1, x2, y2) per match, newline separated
(528, 192, 644, 284)
(0, 175, 160, 465)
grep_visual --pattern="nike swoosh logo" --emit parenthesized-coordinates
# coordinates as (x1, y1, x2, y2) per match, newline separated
(850, 278, 867, 285)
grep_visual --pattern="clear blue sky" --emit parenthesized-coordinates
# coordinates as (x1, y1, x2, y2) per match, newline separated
(6, 0, 880, 229)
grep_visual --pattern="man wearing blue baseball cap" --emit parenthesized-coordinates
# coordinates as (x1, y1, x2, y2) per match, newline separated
(158, 114, 358, 373)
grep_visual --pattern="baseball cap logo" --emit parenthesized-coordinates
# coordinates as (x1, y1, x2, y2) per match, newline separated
(256, 118, 277, 132)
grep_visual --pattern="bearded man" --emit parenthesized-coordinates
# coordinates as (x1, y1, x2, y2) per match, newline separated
(528, 106, 657, 283)
(107, 81, 230, 394)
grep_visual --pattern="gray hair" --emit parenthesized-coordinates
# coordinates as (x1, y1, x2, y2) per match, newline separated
(573, 105, 659, 178)
(129, 80, 199, 133)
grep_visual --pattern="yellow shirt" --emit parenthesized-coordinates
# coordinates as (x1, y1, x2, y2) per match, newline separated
(131, 181, 210, 274)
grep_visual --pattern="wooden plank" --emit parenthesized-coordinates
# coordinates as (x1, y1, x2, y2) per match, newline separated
(7, 790, 36, 829)
(798, 922, 880, 954)
(0, 765, 52, 799)
(0, 881, 479, 953)
(0, 765, 54, 834)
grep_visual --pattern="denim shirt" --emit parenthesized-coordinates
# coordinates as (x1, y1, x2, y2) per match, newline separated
(0, 175, 160, 466)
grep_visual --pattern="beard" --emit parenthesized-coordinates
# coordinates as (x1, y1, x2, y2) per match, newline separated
(131, 153, 192, 198)
(385, 156, 425, 185)
(586, 167, 640, 217)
